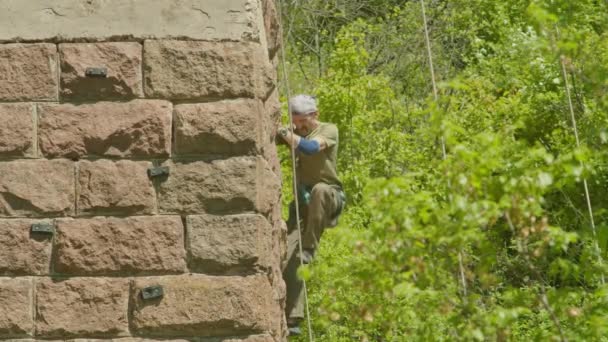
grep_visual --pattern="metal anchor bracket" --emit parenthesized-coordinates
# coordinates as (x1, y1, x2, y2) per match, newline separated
(141, 285, 164, 300)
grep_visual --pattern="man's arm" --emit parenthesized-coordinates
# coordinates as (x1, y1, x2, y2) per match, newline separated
(278, 127, 328, 155)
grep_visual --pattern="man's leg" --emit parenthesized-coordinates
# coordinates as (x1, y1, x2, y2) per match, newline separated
(283, 201, 310, 331)
(284, 228, 306, 325)
(301, 183, 339, 251)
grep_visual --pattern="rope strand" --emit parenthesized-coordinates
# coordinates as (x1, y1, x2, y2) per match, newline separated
(275, 0, 315, 339)
(558, 53, 606, 285)
(420, 0, 468, 298)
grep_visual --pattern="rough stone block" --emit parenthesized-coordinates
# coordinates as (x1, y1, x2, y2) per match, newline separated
(158, 157, 280, 215)
(0, 103, 35, 158)
(131, 275, 273, 336)
(38, 100, 172, 159)
(261, 0, 281, 58)
(187, 214, 271, 273)
(200, 335, 273, 342)
(0, 219, 52, 275)
(59, 42, 143, 100)
(76, 160, 156, 216)
(144, 41, 275, 100)
(68, 339, 193, 342)
(0, 278, 33, 337)
(174, 100, 265, 156)
(0, 0, 260, 43)
(53, 216, 186, 275)
(0, 160, 75, 217)
(35, 277, 129, 337)
(0, 44, 58, 101)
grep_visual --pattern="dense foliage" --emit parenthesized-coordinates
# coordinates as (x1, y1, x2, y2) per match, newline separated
(277, 0, 608, 340)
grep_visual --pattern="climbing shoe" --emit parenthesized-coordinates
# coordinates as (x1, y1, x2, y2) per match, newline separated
(288, 326, 302, 336)
(297, 248, 315, 264)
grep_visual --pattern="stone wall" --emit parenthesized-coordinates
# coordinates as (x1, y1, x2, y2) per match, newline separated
(0, 1, 286, 341)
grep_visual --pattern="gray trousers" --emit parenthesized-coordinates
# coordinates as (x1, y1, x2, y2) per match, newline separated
(283, 183, 341, 320)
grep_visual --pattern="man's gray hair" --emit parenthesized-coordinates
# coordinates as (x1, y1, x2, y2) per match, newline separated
(288, 94, 317, 115)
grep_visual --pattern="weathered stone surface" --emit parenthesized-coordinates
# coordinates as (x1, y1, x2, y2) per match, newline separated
(68, 339, 193, 342)
(0, 0, 260, 43)
(261, 0, 281, 58)
(200, 335, 273, 342)
(76, 160, 156, 216)
(0, 278, 33, 337)
(0, 219, 52, 275)
(144, 41, 275, 100)
(158, 157, 280, 215)
(59, 42, 143, 100)
(69, 339, 194, 342)
(187, 214, 272, 273)
(0, 103, 35, 158)
(38, 100, 172, 159)
(131, 275, 274, 336)
(54, 216, 186, 275)
(0, 160, 75, 217)
(0, 44, 58, 101)
(35, 277, 129, 337)
(174, 100, 265, 156)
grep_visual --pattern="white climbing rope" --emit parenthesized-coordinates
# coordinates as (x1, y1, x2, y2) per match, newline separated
(558, 50, 606, 285)
(274, 0, 315, 340)
(420, 0, 468, 298)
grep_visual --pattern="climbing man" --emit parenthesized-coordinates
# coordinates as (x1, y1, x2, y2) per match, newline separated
(277, 94, 345, 336)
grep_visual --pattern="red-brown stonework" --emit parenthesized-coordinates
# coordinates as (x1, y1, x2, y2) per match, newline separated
(35, 277, 129, 337)
(173, 99, 265, 157)
(38, 100, 172, 159)
(130, 275, 274, 336)
(158, 157, 280, 215)
(0, 277, 34, 337)
(143, 40, 275, 101)
(76, 160, 156, 216)
(0, 103, 35, 158)
(59, 42, 143, 100)
(187, 214, 272, 273)
(0, 219, 52, 275)
(0, 160, 75, 217)
(53, 216, 186, 275)
(261, 0, 281, 59)
(0, 44, 58, 101)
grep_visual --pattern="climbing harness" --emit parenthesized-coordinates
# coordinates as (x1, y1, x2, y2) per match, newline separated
(420, 0, 468, 298)
(275, 0, 315, 340)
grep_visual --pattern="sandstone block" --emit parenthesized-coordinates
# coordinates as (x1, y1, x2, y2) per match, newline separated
(200, 335, 273, 342)
(0, 160, 75, 217)
(0, 278, 33, 337)
(59, 42, 143, 100)
(262, 89, 282, 175)
(0, 103, 35, 158)
(144, 41, 275, 100)
(53, 216, 186, 275)
(0, 219, 52, 275)
(0, 0, 259, 43)
(261, 0, 281, 58)
(158, 157, 280, 215)
(0, 44, 57, 101)
(68, 339, 193, 342)
(35, 277, 129, 337)
(174, 100, 265, 156)
(187, 214, 272, 273)
(130, 275, 273, 336)
(38, 100, 172, 159)
(76, 160, 155, 216)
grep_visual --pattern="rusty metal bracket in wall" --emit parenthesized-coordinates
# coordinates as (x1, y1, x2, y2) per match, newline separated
(141, 285, 164, 300)
(85, 67, 108, 78)
(147, 166, 170, 178)
(31, 222, 54, 234)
